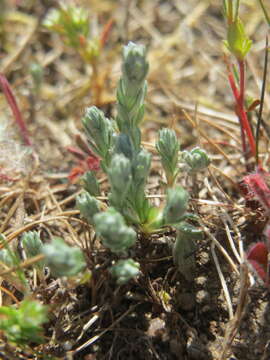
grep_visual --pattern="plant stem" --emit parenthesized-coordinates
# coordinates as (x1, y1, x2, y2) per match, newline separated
(225, 58, 256, 163)
(0, 74, 32, 146)
(238, 59, 256, 158)
(258, 0, 270, 26)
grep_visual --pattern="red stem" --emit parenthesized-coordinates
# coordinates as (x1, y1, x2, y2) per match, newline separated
(238, 59, 256, 158)
(0, 74, 32, 146)
(226, 59, 256, 159)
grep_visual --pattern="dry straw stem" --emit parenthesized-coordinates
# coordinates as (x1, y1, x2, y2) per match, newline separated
(220, 264, 250, 360)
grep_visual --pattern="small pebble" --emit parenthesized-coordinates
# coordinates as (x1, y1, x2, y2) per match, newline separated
(196, 290, 210, 304)
(196, 276, 207, 286)
(199, 251, 210, 265)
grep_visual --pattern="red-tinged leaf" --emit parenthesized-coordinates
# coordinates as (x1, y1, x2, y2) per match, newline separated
(75, 134, 94, 156)
(247, 99, 260, 112)
(67, 146, 86, 160)
(243, 172, 270, 211)
(85, 156, 100, 171)
(248, 259, 268, 284)
(68, 166, 85, 183)
(246, 242, 268, 268)
(264, 224, 270, 248)
(99, 18, 114, 48)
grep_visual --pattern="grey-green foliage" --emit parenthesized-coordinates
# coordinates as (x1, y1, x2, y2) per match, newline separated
(182, 147, 210, 173)
(163, 187, 189, 225)
(76, 192, 100, 225)
(156, 128, 180, 186)
(77, 42, 210, 284)
(22, 231, 45, 269)
(116, 42, 149, 151)
(173, 222, 203, 281)
(131, 149, 151, 190)
(42, 237, 86, 277)
(82, 106, 115, 169)
(82, 171, 100, 196)
(0, 248, 16, 267)
(108, 154, 132, 209)
(94, 208, 136, 254)
(110, 259, 140, 285)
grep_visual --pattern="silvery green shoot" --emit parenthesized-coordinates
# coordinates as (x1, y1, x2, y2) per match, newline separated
(42, 237, 86, 277)
(156, 128, 180, 186)
(78, 42, 210, 284)
(22, 231, 45, 270)
(94, 208, 136, 254)
(76, 192, 100, 225)
(82, 170, 100, 196)
(173, 222, 203, 281)
(110, 259, 140, 285)
(182, 147, 210, 173)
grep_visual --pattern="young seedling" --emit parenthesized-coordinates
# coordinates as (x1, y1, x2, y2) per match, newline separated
(67, 134, 100, 183)
(0, 300, 48, 346)
(77, 42, 210, 284)
(42, 237, 86, 277)
(223, 0, 256, 166)
(43, 1, 113, 106)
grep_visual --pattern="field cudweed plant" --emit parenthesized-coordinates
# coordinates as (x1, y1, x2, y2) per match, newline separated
(76, 42, 210, 284)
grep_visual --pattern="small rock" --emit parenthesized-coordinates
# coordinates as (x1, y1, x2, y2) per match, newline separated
(196, 276, 207, 286)
(146, 317, 165, 338)
(196, 290, 210, 304)
(199, 251, 210, 265)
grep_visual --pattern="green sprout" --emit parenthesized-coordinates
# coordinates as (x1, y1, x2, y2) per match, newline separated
(43, 2, 98, 63)
(42, 237, 86, 277)
(173, 222, 203, 282)
(76, 192, 101, 225)
(82, 106, 115, 170)
(182, 147, 210, 173)
(116, 42, 149, 151)
(94, 208, 137, 254)
(82, 170, 101, 197)
(0, 300, 48, 346)
(163, 187, 189, 225)
(108, 154, 132, 209)
(110, 259, 140, 285)
(77, 42, 209, 284)
(156, 128, 180, 186)
(22, 231, 45, 270)
(223, 0, 252, 61)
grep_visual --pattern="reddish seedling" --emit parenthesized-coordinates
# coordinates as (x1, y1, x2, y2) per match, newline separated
(67, 135, 100, 183)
